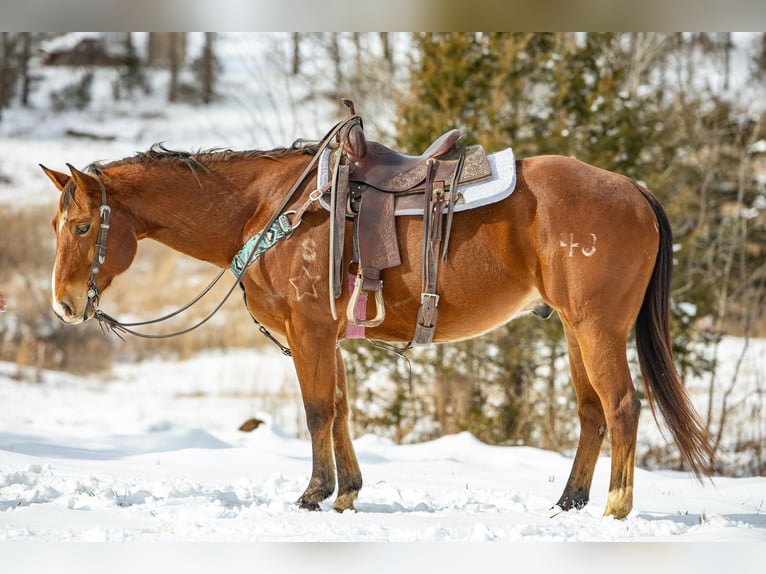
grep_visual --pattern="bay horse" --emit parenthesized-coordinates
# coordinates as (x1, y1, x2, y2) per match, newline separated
(42, 127, 714, 519)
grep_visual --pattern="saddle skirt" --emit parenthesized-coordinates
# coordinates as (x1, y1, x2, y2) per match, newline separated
(318, 146, 517, 216)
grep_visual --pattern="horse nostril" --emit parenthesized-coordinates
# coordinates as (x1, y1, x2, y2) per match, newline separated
(60, 301, 74, 317)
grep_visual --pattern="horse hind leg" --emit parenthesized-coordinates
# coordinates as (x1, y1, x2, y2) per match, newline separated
(578, 320, 641, 518)
(556, 322, 607, 512)
(332, 347, 363, 512)
(568, 319, 640, 519)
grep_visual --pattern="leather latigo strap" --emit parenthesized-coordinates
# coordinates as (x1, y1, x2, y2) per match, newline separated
(413, 163, 448, 346)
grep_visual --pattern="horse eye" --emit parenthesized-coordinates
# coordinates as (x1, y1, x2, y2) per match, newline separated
(74, 223, 91, 236)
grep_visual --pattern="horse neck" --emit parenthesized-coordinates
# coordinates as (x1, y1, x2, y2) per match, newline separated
(109, 155, 309, 268)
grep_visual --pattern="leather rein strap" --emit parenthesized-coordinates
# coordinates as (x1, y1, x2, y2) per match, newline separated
(89, 115, 360, 344)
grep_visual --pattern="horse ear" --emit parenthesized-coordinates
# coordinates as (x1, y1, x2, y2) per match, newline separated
(66, 163, 98, 195)
(39, 164, 70, 192)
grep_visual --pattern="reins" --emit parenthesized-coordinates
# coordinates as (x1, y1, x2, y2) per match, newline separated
(89, 114, 362, 347)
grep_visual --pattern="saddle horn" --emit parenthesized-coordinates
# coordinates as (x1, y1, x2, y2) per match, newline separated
(340, 98, 367, 159)
(341, 98, 356, 116)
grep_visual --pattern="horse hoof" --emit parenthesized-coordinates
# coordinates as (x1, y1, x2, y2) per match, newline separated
(603, 486, 633, 519)
(603, 503, 632, 520)
(555, 493, 589, 511)
(333, 491, 359, 513)
(296, 498, 321, 511)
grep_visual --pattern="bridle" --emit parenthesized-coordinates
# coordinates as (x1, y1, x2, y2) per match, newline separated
(82, 164, 289, 347)
(81, 164, 272, 343)
(84, 170, 110, 319)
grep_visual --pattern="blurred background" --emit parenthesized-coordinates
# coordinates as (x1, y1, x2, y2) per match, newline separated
(0, 32, 764, 476)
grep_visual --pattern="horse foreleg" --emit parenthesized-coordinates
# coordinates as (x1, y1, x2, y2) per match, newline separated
(289, 327, 339, 511)
(332, 347, 363, 512)
(556, 323, 607, 512)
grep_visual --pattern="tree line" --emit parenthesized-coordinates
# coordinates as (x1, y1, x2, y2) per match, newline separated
(0, 32, 217, 116)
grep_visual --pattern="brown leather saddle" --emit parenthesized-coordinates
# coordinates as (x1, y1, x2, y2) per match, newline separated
(326, 99, 491, 346)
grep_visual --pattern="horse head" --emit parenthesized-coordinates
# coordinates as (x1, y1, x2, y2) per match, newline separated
(42, 163, 138, 324)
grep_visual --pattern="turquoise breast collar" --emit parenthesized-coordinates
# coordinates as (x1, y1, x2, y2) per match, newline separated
(231, 213, 295, 276)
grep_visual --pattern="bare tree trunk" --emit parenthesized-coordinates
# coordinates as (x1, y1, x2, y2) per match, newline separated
(705, 117, 762, 455)
(292, 33, 301, 75)
(201, 32, 215, 104)
(545, 339, 558, 449)
(0, 33, 10, 121)
(353, 32, 362, 73)
(435, 344, 448, 431)
(329, 33, 342, 96)
(19, 33, 31, 107)
(379, 32, 392, 70)
(759, 33, 766, 73)
(168, 32, 181, 103)
(722, 32, 732, 91)
(625, 33, 667, 100)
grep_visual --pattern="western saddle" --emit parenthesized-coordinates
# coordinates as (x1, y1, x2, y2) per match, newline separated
(326, 99, 491, 346)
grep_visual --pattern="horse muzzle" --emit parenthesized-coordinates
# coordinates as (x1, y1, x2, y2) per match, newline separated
(52, 295, 94, 325)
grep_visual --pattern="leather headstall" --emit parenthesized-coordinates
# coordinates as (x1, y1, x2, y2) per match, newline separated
(84, 170, 111, 317)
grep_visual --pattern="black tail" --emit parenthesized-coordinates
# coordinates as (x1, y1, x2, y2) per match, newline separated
(634, 185, 715, 478)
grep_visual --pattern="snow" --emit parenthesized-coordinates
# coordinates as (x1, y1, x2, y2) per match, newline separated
(0, 33, 765, 550)
(0, 343, 764, 543)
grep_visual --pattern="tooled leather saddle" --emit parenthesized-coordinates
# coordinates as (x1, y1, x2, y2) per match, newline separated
(325, 99, 491, 346)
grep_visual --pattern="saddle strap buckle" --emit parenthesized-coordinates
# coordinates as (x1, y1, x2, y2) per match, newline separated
(413, 292, 439, 347)
(347, 273, 385, 328)
(420, 292, 439, 307)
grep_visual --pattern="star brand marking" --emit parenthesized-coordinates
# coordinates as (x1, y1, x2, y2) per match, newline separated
(289, 266, 320, 301)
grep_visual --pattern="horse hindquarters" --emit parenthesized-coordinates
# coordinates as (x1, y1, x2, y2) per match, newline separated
(523, 156, 660, 518)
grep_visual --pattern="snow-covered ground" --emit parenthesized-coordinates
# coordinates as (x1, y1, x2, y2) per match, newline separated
(0, 344, 764, 543)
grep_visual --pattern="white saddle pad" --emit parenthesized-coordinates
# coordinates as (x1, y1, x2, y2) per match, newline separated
(317, 146, 516, 216)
